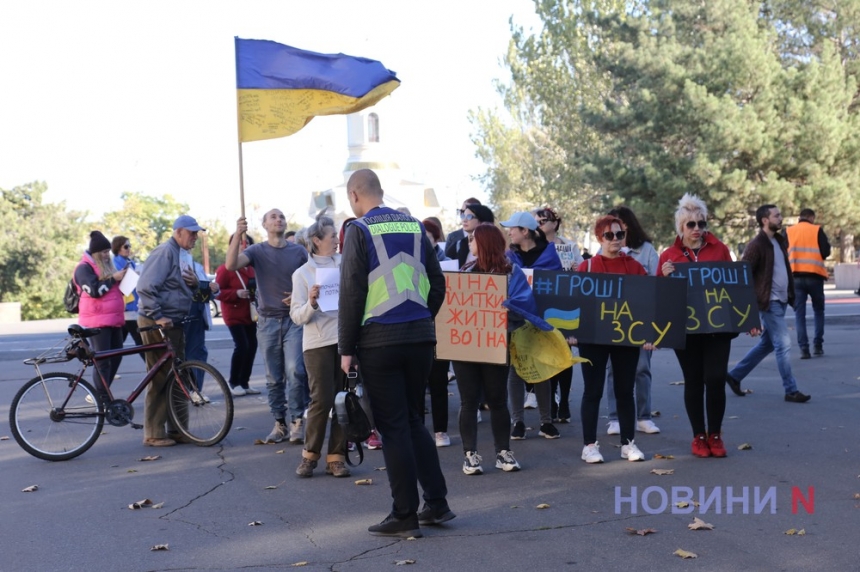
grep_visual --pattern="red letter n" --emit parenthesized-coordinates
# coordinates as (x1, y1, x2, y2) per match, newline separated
(791, 486, 814, 514)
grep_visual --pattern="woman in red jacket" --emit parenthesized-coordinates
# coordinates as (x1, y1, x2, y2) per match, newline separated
(216, 234, 260, 396)
(658, 193, 734, 458)
(574, 216, 652, 464)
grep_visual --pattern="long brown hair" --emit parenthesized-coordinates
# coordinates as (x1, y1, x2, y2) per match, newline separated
(465, 223, 512, 273)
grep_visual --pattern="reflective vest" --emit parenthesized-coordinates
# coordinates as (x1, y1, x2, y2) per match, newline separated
(786, 222, 827, 278)
(351, 207, 432, 325)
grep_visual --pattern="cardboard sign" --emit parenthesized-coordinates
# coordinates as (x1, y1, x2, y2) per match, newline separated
(435, 272, 509, 364)
(532, 270, 688, 349)
(669, 261, 760, 333)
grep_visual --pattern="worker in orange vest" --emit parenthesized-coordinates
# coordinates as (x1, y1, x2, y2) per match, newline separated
(785, 208, 830, 359)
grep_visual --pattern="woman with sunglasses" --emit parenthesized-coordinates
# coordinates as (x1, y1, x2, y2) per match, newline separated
(658, 193, 734, 459)
(454, 223, 521, 474)
(453, 205, 495, 268)
(574, 216, 650, 464)
(112, 236, 144, 358)
(501, 212, 563, 441)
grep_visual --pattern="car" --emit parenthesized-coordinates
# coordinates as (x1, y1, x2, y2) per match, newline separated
(206, 274, 221, 317)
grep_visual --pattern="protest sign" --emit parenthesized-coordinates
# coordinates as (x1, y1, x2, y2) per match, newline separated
(315, 268, 340, 312)
(532, 270, 687, 349)
(435, 272, 508, 364)
(670, 261, 760, 333)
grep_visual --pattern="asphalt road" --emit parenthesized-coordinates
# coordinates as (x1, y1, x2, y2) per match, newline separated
(0, 294, 858, 571)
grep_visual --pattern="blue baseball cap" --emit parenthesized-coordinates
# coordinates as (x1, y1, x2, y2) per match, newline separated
(173, 215, 206, 232)
(499, 212, 538, 231)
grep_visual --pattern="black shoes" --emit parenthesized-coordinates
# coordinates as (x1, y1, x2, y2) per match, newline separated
(800, 349, 811, 360)
(785, 391, 811, 403)
(813, 346, 824, 357)
(417, 503, 456, 525)
(726, 374, 745, 396)
(368, 514, 422, 538)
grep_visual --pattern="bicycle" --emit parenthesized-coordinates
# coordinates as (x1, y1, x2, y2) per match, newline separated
(9, 320, 234, 461)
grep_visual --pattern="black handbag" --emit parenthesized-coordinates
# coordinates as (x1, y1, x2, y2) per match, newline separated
(334, 369, 373, 466)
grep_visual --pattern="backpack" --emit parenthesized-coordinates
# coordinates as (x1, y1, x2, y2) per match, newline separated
(334, 370, 373, 466)
(63, 277, 80, 314)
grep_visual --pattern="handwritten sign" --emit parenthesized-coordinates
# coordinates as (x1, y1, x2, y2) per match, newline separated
(669, 262, 759, 333)
(435, 272, 508, 364)
(532, 271, 687, 349)
(315, 268, 340, 312)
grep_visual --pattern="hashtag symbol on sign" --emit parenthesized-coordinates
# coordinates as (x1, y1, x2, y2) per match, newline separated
(533, 277, 553, 295)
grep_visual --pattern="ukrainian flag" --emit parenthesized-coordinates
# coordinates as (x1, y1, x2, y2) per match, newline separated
(235, 37, 400, 142)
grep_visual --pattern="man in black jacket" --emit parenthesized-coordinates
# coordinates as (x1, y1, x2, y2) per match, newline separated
(339, 169, 454, 538)
(726, 205, 811, 403)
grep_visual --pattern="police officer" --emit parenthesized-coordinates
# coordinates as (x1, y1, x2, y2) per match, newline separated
(338, 169, 454, 538)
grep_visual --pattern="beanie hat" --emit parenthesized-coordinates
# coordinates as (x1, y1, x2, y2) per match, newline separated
(89, 231, 111, 253)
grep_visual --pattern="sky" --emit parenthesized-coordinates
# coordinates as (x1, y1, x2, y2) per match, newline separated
(0, 0, 540, 229)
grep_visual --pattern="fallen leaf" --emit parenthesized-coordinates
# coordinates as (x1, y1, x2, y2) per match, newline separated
(669, 381, 684, 386)
(276, 449, 285, 454)
(375, 466, 387, 471)
(688, 517, 714, 531)
(129, 499, 153, 509)
(653, 454, 674, 460)
(151, 502, 164, 509)
(150, 544, 169, 551)
(510, 505, 520, 509)
(253, 439, 266, 445)
(626, 527, 657, 536)
(395, 559, 416, 565)
(406, 536, 418, 541)
(127, 469, 138, 473)
(264, 485, 278, 490)
(0, 435, 9, 440)
(249, 521, 263, 526)
(536, 503, 550, 509)
(692, 501, 701, 508)
(785, 528, 798, 535)
(651, 411, 661, 417)
(854, 493, 860, 500)
(235, 426, 246, 431)
(651, 469, 674, 476)
(139, 455, 161, 462)
(22, 485, 38, 492)
(728, 415, 739, 419)
(798, 529, 806, 536)
(674, 548, 697, 559)
(738, 443, 753, 450)
(292, 563, 308, 567)
(355, 479, 373, 485)
(675, 501, 689, 508)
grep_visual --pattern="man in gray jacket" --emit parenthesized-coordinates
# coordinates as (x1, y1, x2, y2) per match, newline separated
(137, 215, 203, 446)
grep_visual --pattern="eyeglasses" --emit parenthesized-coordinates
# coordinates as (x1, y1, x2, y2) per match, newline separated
(685, 220, 708, 230)
(602, 230, 626, 241)
(122, 244, 131, 250)
(538, 219, 552, 225)
(460, 213, 476, 221)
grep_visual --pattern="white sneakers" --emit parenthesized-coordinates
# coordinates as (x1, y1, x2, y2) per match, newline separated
(231, 386, 247, 396)
(463, 451, 483, 475)
(435, 432, 451, 447)
(621, 440, 645, 461)
(581, 442, 604, 463)
(245, 386, 261, 395)
(636, 419, 661, 434)
(608, 419, 661, 434)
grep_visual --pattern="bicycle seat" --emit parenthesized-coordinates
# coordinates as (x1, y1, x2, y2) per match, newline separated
(68, 324, 102, 338)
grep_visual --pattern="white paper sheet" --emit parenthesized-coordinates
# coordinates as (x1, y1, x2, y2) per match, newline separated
(315, 268, 341, 312)
(119, 267, 139, 296)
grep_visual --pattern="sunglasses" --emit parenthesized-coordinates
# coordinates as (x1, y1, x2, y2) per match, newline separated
(685, 220, 708, 229)
(460, 213, 476, 221)
(122, 244, 131, 249)
(538, 218, 553, 225)
(602, 230, 626, 241)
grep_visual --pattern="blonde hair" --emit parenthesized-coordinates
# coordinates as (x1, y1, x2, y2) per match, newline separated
(93, 252, 116, 280)
(674, 193, 708, 237)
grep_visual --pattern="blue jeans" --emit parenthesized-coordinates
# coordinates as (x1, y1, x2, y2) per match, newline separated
(183, 301, 208, 390)
(793, 275, 825, 351)
(728, 300, 799, 394)
(606, 348, 653, 421)
(256, 315, 308, 421)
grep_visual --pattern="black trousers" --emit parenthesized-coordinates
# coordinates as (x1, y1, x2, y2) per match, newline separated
(579, 343, 638, 445)
(358, 343, 448, 519)
(90, 326, 123, 397)
(674, 334, 732, 436)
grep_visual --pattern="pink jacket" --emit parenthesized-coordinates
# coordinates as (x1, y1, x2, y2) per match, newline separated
(76, 253, 125, 328)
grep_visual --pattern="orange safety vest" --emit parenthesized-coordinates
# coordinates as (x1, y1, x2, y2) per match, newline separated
(786, 223, 827, 278)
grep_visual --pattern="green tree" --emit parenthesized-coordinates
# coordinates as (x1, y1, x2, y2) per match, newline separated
(101, 192, 190, 260)
(0, 182, 87, 320)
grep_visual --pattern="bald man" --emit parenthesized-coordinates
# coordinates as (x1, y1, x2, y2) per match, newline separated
(338, 169, 454, 538)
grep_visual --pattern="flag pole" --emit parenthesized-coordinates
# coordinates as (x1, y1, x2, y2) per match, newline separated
(235, 37, 246, 220)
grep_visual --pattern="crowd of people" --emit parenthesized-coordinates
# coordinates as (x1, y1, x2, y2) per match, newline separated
(70, 168, 832, 538)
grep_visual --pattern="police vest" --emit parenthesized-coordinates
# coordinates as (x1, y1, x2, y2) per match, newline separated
(351, 208, 432, 326)
(786, 223, 827, 278)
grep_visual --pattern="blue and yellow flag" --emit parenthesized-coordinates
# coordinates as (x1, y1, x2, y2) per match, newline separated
(235, 37, 400, 142)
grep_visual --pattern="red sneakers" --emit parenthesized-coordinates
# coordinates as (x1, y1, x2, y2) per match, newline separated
(708, 433, 727, 458)
(692, 434, 711, 458)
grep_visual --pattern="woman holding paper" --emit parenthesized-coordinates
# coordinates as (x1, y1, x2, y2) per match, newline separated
(658, 193, 734, 459)
(75, 230, 127, 400)
(290, 215, 350, 478)
(112, 235, 144, 357)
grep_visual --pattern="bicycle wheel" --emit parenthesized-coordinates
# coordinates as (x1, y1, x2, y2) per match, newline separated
(9, 373, 104, 461)
(167, 360, 233, 446)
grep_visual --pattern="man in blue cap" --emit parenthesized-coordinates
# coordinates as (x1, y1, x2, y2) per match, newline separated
(136, 214, 205, 447)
